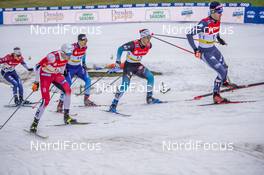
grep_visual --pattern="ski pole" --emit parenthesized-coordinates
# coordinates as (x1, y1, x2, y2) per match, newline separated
(76, 76, 104, 96)
(154, 33, 219, 44)
(8, 96, 14, 105)
(155, 33, 196, 40)
(0, 91, 35, 130)
(152, 36, 194, 54)
(103, 75, 122, 91)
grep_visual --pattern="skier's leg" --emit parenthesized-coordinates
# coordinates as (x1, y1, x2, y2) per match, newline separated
(2, 70, 20, 104)
(201, 48, 228, 103)
(76, 66, 95, 106)
(57, 68, 73, 112)
(30, 75, 52, 132)
(201, 49, 227, 94)
(53, 74, 76, 124)
(135, 64, 154, 97)
(12, 71, 24, 103)
(109, 63, 132, 112)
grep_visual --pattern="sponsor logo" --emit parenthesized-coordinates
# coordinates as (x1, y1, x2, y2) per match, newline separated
(11, 13, 32, 24)
(145, 9, 170, 21)
(112, 9, 133, 21)
(181, 8, 193, 16)
(75, 11, 98, 22)
(232, 8, 244, 22)
(44, 12, 64, 23)
(232, 9, 244, 17)
(246, 10, 256, 19)
(259, 11, 264, 19)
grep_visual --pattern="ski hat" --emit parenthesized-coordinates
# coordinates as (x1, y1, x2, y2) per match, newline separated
(78, 33, 87, 41)
(209, 1, 223, 14)
(139, 29, 151, 38)
(61, 43, 73, 56)
(13, 47, 21, 56)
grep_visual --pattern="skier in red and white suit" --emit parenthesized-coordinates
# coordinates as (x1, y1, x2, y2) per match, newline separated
(30, 44, 77, 133)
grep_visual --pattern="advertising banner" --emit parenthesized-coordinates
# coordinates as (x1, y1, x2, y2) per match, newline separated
(244, 7, 264, 24)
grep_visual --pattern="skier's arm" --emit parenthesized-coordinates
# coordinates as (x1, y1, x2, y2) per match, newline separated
(42, 53, 61, 73)
(82, 54, 88, 70)
(0, 55, 9, 64)
(186, 21, 207, 51)
(116, 41, 135, 63)
(34, 64, 40, 82)
(21, 58, 33, 71)
(216, 33, 227, 45)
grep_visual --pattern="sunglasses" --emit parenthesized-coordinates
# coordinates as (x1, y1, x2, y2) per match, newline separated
(211, 7, 223, 14)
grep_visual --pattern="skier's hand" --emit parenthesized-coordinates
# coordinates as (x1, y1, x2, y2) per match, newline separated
(194, 48, 201, 59)
(27, 68, 34, 72)
(217, 37, 227, 45)
(32, 81, 39, 92)
(108, 61, 121, 74)
(63, 69, 67, 76)
(115, 61, 121, 69)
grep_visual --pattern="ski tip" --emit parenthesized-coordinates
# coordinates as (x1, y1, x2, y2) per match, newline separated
(194, 96, 203, 100)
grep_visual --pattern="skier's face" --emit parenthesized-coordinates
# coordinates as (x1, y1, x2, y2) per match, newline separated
(61, 52, 71, 60)
(210, 6, 223, 21)
(14, 54, 22, 60)
(211, 12, 222, 21)
(141, 36, 151, 46)
(78, 38, 87, 48)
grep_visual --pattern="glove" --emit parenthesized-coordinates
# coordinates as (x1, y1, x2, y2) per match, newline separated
(108, 61, 121, 74)
(32, 81, 39, 92)
(27, 68, 34, 71)
(194, 48, 201, 59)
(82, 64, 88, 71)
(217, 37, 227, 45)
(63, 69, 68, 76)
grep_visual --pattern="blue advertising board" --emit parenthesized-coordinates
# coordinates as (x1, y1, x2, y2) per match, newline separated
(244, 6, 264, 24)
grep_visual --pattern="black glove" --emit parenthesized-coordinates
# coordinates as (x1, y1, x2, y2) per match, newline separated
(63, 69, 68, 76)
(217, 36, 227, 45)
(27, 68, 34, 71)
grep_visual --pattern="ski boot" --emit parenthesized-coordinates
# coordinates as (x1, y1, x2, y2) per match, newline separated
(146, 96, 162, 104)
(19, 95, 30, 105)
(109, 99, 118, 113)
(30, 118, 39, 133)
(84, 95, 97, 106)
(64, 110, 77, 124)
(213, 92, 229, 104)
(14, 95, 20, 106)
(222, 80, 239, 89)
(56, 100, 63, 113)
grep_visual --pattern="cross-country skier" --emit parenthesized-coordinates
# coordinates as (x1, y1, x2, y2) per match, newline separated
(57, 34, 96, 112)
(0, 47, 33, 105)
(30, 44, 77, 133)
(186, 1, 237, 104)
(109, 29, 162, 113)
